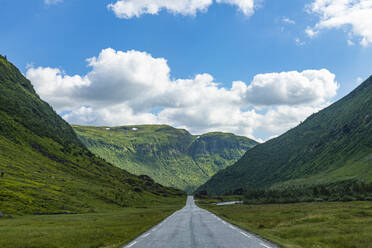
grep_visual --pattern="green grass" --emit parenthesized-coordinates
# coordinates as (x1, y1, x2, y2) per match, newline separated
(73, 125, 257, 193)
(0, 130, 184, 215)
(197, 199, 372, 248)
(198, 76, 372, 195)
(0, 198, 185, 248)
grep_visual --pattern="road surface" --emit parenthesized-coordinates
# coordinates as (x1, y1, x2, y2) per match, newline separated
(123, 196, 278, 248)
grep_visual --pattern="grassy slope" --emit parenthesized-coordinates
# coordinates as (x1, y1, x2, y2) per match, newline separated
(198, 76, 372, 195)
(197, 200, 372, 248)
(0, 55, 185, 215)
(73, 125, 258, 193)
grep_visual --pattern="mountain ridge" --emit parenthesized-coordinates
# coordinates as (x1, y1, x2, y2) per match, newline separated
(73, 124, 258, 193)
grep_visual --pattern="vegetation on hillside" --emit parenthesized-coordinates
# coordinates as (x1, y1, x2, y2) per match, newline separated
(73, 125, 258, 193)
(197, 76, 372, 196)
(0, 55, 184, 215)
(241, 180, 372, 204)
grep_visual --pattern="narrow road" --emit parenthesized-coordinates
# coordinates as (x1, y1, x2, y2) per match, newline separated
(123, 196, 278, 248)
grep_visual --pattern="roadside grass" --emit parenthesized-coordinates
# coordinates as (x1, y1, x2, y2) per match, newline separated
(197, 199, 372, 248)
(0, 199, 185, 248)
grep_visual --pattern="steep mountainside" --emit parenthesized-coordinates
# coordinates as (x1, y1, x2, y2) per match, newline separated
(73, 125, 258, 192)
(0, 55, 184, 215)
(198, 76, 372, 195)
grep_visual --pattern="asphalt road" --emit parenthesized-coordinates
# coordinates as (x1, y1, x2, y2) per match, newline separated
(123, 196, 279, 248)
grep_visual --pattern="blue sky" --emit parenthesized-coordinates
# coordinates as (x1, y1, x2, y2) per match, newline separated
(1, 0, 371, 141)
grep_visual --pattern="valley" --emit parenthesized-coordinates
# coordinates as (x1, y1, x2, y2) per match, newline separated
(0, 55, 372, 248)
(2, 0, 372, 247)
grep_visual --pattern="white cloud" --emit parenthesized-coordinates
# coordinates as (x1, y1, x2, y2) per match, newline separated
(44, 0, 63, 5)
(107, 0, 212, 18)
(26, 67, 90, 111)
(108, 0, 256, 18)
(305, 27, 319, 38)
(295, 38, 306, 46)
(307, 0, 372, 46)
(216, 0, 255, 16)
(240, 69, 338, 106)
(282, 17, 295, 24)
(26, 48, 338, 140)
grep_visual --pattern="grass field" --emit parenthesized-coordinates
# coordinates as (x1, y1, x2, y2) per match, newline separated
(197, 199, 372, 248)
(0, 198, 185, 248)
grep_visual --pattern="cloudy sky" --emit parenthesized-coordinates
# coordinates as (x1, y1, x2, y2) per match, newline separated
(1, 0, 372, 141)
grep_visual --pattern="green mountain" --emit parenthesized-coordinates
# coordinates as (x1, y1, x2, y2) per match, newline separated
(73, 125, 258, 193)
(197, 76, 372, 195)
(0, 55, 184, 215)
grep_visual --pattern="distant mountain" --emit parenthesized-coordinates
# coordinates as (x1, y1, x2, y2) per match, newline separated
(197, 76, 372, 195)
(73, 125, 258, 193)
(0, 55, 184, 215)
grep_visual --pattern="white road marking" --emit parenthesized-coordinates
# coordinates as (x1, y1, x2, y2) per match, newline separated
(240, 231, 251, 238)
(260, 243, 271, 248)
(229, 225, 236, 230)
(127, 241, 137, 247)
(142, 233, 150, 238)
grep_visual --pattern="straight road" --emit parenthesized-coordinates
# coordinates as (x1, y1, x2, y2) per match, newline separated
(123, 196, 278, 248)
